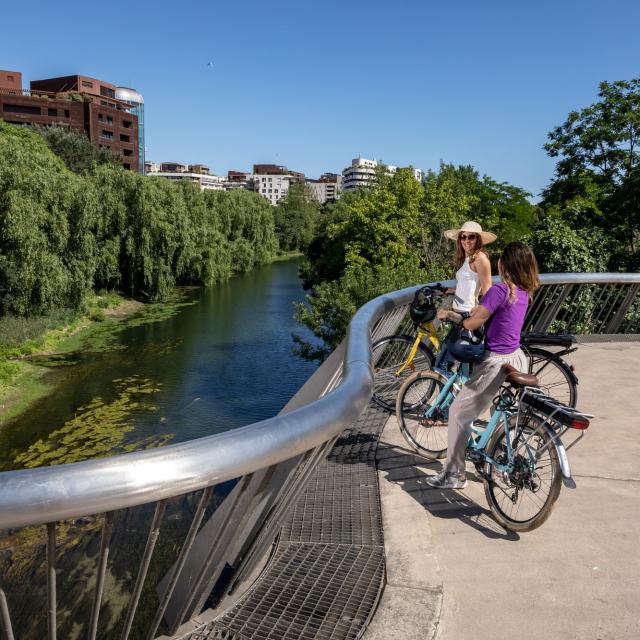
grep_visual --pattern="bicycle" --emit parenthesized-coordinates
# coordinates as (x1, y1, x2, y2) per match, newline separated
(396, 363, 592, 532)
(371, 286, 579, 411)
(521, 332, 578, 407)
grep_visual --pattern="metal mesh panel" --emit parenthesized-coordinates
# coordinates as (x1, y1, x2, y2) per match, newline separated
(185, 402, 388, 640)
(212, 544, 384, 640)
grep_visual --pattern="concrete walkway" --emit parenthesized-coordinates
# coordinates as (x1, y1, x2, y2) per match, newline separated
(368, 341, 640, 640)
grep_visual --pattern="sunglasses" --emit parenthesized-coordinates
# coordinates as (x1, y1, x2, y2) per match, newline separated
(459, 233, 478, 241)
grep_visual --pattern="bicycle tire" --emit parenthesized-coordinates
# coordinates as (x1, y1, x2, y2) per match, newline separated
(371, 334, 435, 412)
(483, 416, 562, 532)
(524, 346, 578, 408)
(396, 370, 450, 459)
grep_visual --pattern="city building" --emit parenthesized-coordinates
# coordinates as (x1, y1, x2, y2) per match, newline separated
(251, 164, 304, 205)
(306, 173, 342, 203)
(146, 161, 225, 191)
(224, 171, 256, 191)
(341, 157, 423, 192)
(0, 70, 22, 94)
(253, 164, 305, 180)
(342, 157, 395, 191)
(115, 87, 145, 174)
(0, 70, 140, 171)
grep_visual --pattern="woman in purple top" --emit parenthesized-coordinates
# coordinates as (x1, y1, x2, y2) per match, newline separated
(427, 242, 540, 489)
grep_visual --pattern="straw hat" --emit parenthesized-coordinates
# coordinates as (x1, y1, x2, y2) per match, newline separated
(444, 220, 497, 244)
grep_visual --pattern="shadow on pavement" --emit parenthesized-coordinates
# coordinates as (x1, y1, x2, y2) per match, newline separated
(377, 441, 520, 541)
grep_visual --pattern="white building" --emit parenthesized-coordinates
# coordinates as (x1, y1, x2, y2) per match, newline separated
(306, 173, 343, 204)
(146, 161, 225, 191)
(341, 157, 422, 191)
(252, 173, 296, 205)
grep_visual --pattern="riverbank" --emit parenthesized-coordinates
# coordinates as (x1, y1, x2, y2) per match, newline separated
(0, 253, 308, 431)
(0, 292, 145, 427)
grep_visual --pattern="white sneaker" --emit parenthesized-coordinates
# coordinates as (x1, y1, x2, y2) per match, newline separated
(425, 471, 467, 489)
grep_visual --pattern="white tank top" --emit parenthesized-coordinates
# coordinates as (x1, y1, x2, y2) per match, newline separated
(453, 257, 480, 312)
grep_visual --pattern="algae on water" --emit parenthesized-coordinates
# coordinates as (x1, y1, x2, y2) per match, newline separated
(12, 376, 173, 468)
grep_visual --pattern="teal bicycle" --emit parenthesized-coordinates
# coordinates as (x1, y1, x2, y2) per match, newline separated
(396, 362, 592, 531)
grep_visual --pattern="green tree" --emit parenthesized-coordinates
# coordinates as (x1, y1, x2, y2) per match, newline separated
(296, 163, 537, 360)
(545, 79, 640, 184)
(543, 77, 640, 265)
(273, 181, 321, 252)
(35, 124, 117, 174)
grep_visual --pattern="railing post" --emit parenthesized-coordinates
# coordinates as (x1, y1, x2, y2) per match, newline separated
(606, 284, 640, 333)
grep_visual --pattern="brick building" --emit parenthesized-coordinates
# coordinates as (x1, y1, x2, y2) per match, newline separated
(0, 70, 140, 171)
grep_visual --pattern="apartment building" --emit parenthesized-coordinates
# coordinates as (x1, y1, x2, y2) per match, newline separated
(306, 173, 342, 203)
(341, 157, 423, 191)
(0, 70, 141, 171)
(251, 164, 304, 205)
(224, 171, 257, 191)
(146, 161, 225, 191)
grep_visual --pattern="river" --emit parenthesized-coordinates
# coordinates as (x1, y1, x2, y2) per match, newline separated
(0, 257, 319, 471)
(0, 257, 323, 640)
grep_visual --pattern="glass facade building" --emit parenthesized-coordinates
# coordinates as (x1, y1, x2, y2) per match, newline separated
(115, 87, 145, 173)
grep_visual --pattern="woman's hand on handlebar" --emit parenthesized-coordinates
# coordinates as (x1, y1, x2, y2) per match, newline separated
(437, 308, 464, 324)
(431, 283, 453, 296)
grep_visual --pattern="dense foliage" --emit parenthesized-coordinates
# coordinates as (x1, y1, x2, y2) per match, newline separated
(273, 181, 322, 252)
(35, 124, 117, 174)
(537, 78, 640, 272)
(297, 76, 640, 358)
(296, 166, 536, 359)
(0, 122, 279, 317)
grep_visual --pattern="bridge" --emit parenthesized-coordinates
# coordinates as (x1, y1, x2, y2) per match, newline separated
(0, 273, 638, 640)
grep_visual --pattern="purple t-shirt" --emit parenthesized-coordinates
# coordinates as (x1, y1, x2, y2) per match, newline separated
(480, 283, 528, 354)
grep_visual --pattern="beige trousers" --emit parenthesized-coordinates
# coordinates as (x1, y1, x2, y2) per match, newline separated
(444, 348, 528, 474)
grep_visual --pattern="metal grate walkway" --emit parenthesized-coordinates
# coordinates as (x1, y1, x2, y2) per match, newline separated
(192, 403, 388, 640)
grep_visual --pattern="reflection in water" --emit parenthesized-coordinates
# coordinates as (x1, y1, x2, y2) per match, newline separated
(0, 258, 319, 638)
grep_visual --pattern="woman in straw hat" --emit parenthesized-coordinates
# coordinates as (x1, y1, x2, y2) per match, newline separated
(433, 221, 495, 376)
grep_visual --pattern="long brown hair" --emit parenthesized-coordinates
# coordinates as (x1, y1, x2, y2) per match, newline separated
(454, 233, 486, 269)
(498, 241, 540, 302)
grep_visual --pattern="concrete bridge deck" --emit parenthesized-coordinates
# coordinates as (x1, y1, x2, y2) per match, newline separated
(368, 340, 640, 640)
(170, 340, 639, 640)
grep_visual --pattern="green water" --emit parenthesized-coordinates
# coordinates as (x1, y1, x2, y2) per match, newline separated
(0, 257, 318, 471)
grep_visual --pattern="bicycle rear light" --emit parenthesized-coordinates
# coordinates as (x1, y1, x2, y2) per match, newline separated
(570, 417, 590, 430)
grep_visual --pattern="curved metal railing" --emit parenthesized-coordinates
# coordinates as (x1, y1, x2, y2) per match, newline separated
(0, 272, 638, 640)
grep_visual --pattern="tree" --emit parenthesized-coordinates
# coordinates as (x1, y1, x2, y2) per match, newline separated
(542, 77, 640, 265)
(35, 124, 117, 174)
(544, 79, 640, 184)
(273, 181, 321, 252)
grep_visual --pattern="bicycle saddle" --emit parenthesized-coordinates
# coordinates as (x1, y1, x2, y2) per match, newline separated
(502, 364, 538, 388)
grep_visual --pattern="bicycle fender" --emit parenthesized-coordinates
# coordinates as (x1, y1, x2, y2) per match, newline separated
(541, 424, 575, 488)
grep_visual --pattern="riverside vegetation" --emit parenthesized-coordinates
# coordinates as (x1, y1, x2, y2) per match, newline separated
(295, 77, 640, 359)
(0, 122, 322, 422)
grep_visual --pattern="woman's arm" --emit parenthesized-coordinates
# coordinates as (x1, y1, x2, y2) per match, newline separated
(462, 305, 490, 331)
(474, 252, 492, 296)
(437, 305, 491, 331)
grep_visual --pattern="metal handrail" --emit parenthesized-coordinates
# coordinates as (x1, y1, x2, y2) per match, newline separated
(0, 273, 638, 530)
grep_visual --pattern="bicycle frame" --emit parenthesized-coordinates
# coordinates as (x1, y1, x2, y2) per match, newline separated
(423, 363, 470, 420)
(394, 322, 441, 377)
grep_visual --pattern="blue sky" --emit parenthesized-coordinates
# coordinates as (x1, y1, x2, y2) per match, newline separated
(2, 0, 639, 198)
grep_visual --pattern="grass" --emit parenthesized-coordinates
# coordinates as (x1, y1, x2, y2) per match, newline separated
(0, 289, 196, 428)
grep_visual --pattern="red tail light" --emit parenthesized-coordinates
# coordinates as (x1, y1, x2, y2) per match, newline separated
(571, 417, 589, 429)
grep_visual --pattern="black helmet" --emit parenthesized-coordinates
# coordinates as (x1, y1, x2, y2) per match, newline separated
(448, 328, 485, 363)
(410, 286, 437, 325)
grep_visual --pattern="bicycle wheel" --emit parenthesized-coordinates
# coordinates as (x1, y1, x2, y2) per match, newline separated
(483, 417, 562, 532)
(371, 334, 435, 412)
(525, 346, 577, 407)
(396, 370, 450, 459)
